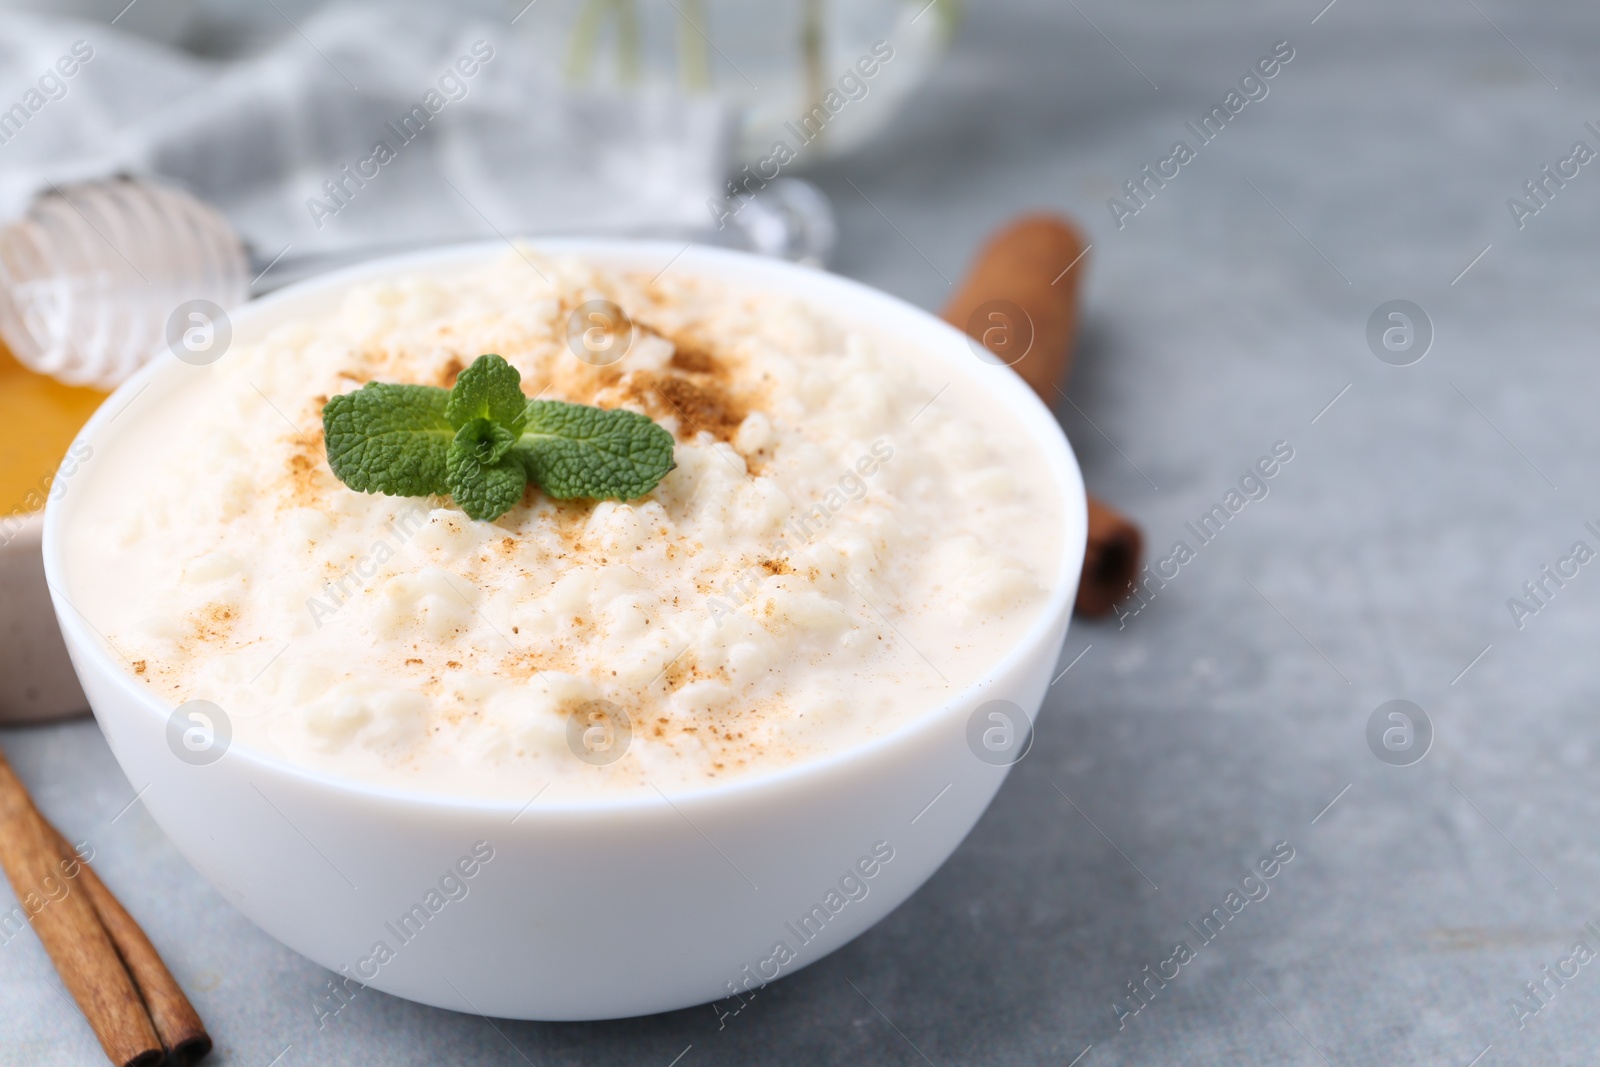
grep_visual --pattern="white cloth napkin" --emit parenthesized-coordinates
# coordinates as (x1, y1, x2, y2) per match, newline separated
(0, 3, 733, 257)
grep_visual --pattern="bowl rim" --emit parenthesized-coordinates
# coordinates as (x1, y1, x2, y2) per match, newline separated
(42, 237, 1089, 816)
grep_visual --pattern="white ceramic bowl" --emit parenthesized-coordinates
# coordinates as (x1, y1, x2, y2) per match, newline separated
(42, 240, 1087, 1021)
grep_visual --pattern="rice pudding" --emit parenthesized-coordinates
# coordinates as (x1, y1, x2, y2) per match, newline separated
(65, 249, 1063, 799)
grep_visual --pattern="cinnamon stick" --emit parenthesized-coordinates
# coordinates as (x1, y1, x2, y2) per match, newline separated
(941, 214, 1143, 617)
(43, 822, 212, 1065)
(1079, 495, 1144, 618)
(0, 749, 163, 1067)
(942, 213, 1089, 399)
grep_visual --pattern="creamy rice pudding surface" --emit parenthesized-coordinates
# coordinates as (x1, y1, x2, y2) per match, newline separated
(68, 251, 1063, 799)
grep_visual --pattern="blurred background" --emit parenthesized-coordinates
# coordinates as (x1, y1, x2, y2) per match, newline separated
(4, 1, 1600, 1064)
(0, 0, 962, 393)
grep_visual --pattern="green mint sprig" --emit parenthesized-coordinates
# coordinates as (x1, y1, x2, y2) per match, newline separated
(322, 354, 676, 522)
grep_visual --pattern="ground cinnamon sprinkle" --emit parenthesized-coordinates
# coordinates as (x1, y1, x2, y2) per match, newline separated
(666, 336, 718, 373)
(190, 603, 238, 645)
(642, 374, 746, 442)
(283, 437, 331, 509)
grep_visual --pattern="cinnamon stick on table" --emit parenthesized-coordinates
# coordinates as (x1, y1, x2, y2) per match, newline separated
(0, 748, 210, 1066)
(43, 822, 212, 1065)
(941, 213, 1143, 617)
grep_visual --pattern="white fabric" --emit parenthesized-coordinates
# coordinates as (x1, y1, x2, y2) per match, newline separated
(0, 4, 733, 256)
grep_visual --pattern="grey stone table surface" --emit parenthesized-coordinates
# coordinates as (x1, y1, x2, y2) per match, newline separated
(6, 0, 1600, 1063)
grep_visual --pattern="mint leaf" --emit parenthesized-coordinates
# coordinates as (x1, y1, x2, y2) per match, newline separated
(517, 400, 676, 500)
(447, 418, 528, 521)
(322, 382, 452, 497)
(446, 354, 527, 432)
(455, 416, 518, 466)
(320, 357, 677, 520)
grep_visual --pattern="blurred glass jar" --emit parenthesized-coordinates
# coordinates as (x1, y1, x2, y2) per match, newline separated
(516, 0, 961, 166)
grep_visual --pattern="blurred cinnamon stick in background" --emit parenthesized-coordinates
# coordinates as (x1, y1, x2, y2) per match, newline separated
(942, 214, 1143, 617)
